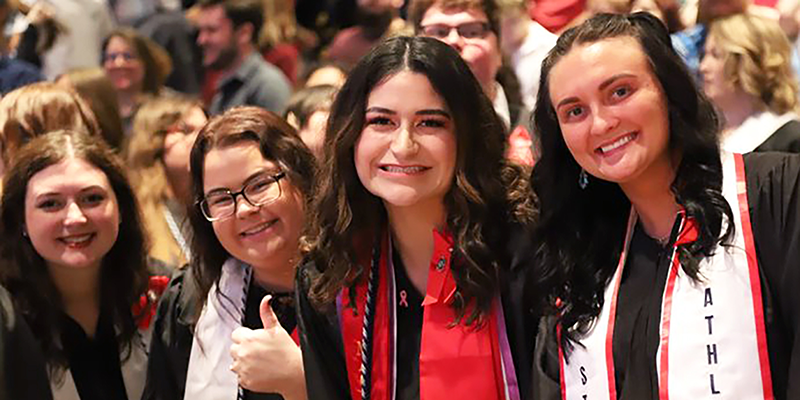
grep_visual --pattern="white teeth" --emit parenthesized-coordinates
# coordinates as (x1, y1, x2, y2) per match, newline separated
(62, 234, 92, 244)
(383, 166, 426, 173)
(600, 134, 635, 154)
(242, 220, 276, 236)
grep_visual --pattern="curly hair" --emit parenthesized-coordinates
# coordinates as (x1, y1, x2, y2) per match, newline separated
(305, 36, 534, 325)
(531, 13, 733, 346)
(188, 106, 317, 309)
(707, 13, 798, 115)
(0, 130, 149, 375)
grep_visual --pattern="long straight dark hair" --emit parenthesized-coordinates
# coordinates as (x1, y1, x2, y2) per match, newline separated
(531, 12, 734, 345)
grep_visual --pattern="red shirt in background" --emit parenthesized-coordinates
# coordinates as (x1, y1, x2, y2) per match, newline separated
(529, 0, 586, 33)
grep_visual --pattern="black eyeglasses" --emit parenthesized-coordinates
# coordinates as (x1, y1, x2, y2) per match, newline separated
(198, 172, 286, 221)
(420, 21, 492, 40)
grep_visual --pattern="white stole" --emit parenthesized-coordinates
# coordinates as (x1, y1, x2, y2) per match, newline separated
(183, 258, 252, 400)
(560, 152, 773, 399)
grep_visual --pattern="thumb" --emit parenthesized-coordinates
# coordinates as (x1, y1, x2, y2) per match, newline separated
(260, 294, 279, 329)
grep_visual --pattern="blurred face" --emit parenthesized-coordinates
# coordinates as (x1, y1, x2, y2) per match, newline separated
(548, 37, 672, 186)
(25, 158, 120, 273)
(357, 0, 403, 14)
(196, 5, 239, 70)
(103, 36, 145, 94)
(299, 110, 328, 158)
(202, 142, 304, 271)
(305, 66, 347, 88)
(700, 0, 748, 21)
(163, 106, 207, 181)
(355, 71, 457, 212)
(699, 35, 738, 107)
(419, 5, 502, 96)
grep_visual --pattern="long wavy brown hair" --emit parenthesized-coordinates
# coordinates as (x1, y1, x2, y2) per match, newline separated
(0, 130, 149, 376)
(305, 36, 533, 325)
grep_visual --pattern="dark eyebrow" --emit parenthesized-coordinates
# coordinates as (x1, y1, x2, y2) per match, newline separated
(416, 109, 451, 119)
(205, 168, 280, 196)
(365, 107, 451, 119)
(555, 73, 637, 109)
(365, 107, 396, 114)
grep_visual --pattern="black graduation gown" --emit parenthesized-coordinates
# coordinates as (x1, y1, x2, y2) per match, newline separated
(533, 152, 800, 399)
(755, 120, 800, 153)
(295, 226, 538, 400)
(143, 267, 297, 400)
(0, 284, 53, 400)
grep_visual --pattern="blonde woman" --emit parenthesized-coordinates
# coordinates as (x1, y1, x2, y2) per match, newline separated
(701, 13, 800, 153)
(127, 95, 207, 269)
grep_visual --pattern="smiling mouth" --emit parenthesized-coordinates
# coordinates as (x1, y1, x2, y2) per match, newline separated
(58, 233, 95, 248)
(240, 219, 278, 237)
(379, 165, 430, 174)
(597, 132, 637, 155)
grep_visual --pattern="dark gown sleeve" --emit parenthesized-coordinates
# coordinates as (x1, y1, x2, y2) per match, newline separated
(743, 152, 800, 399)
(143, 267, 199, 400)
(295, 261, 351, 400)
(0, 284, 53, 400)
(755, 121, 800, 153)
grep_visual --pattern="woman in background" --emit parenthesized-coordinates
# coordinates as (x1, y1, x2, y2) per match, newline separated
(102, 28, 173, 136)
(0, 82, 100, 184)
(127, 95, 207, 270)
(701, 13, 800, 153)
(57, 67, 126, 151)
(0, 130, 151, 399)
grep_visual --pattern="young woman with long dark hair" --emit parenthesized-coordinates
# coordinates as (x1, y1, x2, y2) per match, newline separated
(297, 35, 537, 400)
(530, 12, 800, 399)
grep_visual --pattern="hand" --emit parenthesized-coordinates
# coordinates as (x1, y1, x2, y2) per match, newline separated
(230, 295, 307, 400)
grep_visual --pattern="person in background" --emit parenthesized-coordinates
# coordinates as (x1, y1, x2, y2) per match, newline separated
(0, 130, 151, 399)
(409, 0, 525, 129)
(297, 36, 537, 400)
(530, 12, 800, 399)
(102, 28, 173, 137)
(497, 0, 556, 112)
(631, 0, 685, 32)
(0, 0, 43, 95)
(284, 84, 337, 159)
(136, 2, 203, 95)
(300, 61, 349, 88)
(0, 82, 100, 184)
(671, 0, 749, 82)
(145, 106, 315, 400)
(127, 95, 207, 271)
(326, 0, 410, 69)
(196, 0, 292, 115)
(15, 0, 114, 80)
(259, 0, 306, 87)
(56, 67, 126, 152)
(701, 13, 800, 153)
(528, 0, 586, 33)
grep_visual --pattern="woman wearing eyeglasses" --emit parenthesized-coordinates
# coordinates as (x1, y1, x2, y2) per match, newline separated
(144, 106, 316, 400)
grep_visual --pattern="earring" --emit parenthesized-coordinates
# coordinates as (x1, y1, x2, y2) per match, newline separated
(579, 169, 589, 189)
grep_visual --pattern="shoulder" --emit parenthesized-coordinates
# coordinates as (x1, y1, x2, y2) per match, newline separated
(153, 267, 201, 336)
(758, 120, 800, 153)
(743, 151, 800, 188)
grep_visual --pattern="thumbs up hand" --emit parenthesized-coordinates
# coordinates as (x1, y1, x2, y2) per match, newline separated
(231, 295, 307, 400)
